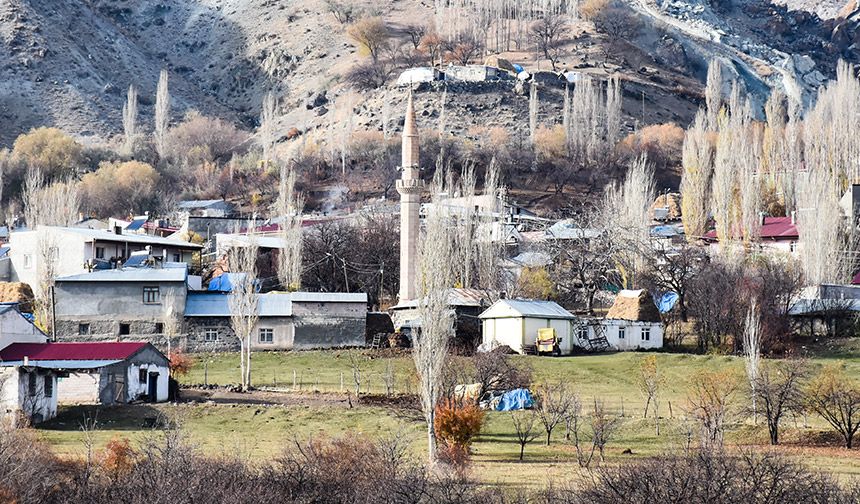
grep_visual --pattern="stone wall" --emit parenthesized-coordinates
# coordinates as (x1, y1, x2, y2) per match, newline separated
(55, 319, 165, 345)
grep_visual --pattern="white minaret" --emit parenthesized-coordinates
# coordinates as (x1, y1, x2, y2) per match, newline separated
(397, 92, 425, 302)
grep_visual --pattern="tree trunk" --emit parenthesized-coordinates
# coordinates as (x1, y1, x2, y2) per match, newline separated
(679, 295, 688, 322)
(427, 415, 437, 464)
(546, 429, 552, 446)
(519, 443, 525, 461)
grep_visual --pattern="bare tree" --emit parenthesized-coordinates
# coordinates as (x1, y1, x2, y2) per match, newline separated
(591, 399, 620, 462)
(638, 355, 662, 434)
(274, 166, 304, 290)
(259, 92, 277, 164)
(510, 409, 540, 461)
(347, 349, 365, 397)
(680, 111, 713, 241)
(413, 175, 455, 463)
(534, 380, 575, 445)
(686, 370, 737, 450)
(122, 84, 138, 155)
(530, 14, 567, 70)
(797, 168, 849, 285)
(705, 60, 723, 128)
(754, 359, 807, 445)
(743, 300, 761, 424)
(806, 365, 860, 449)
(529, 81, 539, 143)
(347, 17, 390, 63)
(154, 69, 170, 160)
(228, 225, 259, 392)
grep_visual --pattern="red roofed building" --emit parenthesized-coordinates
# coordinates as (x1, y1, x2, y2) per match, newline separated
(703, 216, 799, 255)
(0, 341, 169, 406)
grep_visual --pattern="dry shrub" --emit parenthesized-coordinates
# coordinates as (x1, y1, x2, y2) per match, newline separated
(579, 0, 610, 21)
(169, 350, 194, 377)
(101, 436, 136, 478)
(12, 127, 84, 180)
(80, 160, 160, 217)
(517, 267, 557, 300)
(165, 111, 250, 165)
(434, 398, 485, 462)
(533, 125, 567, 161)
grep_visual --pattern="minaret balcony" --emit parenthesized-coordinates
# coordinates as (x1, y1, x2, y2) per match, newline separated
(397, 178, 425, 194)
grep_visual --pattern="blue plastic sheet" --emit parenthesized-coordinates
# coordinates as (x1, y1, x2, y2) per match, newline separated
(495, 388, 534, 411)
(656, 292, 679, 313)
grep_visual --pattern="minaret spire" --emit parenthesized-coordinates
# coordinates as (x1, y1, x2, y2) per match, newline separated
(396, 92, 425, 303)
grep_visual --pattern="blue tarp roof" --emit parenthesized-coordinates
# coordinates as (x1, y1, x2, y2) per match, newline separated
(496, 389, 534, 411)
(656, 292, 679, 313)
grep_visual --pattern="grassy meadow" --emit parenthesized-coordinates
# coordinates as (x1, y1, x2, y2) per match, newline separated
(35, 346, 860, 488)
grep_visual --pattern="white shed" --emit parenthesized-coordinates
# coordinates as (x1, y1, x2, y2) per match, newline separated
(0, 304, 48, 351)
(479, 299, 576, 354)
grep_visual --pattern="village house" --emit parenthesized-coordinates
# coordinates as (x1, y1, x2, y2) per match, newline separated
(479, 299, 576, 354)
(178, 199, 235, 218)
(0, 364, 58, 426)
(6, 225, 203, 294)
(703, 215, 799, 255)
(579, 289, 664, 350)
(53, 265, 190, 343)
(391, 288, 493, 349)
(0, 342, 170, 405)
(183, 291, 367, 351)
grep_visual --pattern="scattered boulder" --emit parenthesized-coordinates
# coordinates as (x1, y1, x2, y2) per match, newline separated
(654, 35, 688, 70)
(305, 90, 328, 110)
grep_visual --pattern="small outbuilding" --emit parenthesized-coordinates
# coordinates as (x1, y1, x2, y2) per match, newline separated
(0, 303, 47, 351)
(479, 299, 576, 355)
(0, 365, 58, 426)
(0, 342, 170, 405)
(598, 290, 664, 350)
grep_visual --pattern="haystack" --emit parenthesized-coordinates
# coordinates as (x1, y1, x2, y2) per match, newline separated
(484, 55, 516, 73)
(0, 282, 34, 313)
(651, 193, 682, 220)
(605, 289, 661, 323)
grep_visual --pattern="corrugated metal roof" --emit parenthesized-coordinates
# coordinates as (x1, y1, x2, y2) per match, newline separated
(178, 199, 228, 209)
(704, 217, 798, 241)
(0, 342, 151, 361)
(56, 267, 188, 283)
(184, 292, 292, 317)
(393, 288, 493, 309)
(290, 292, 367, 303)
(479, 299, 575, 319)
(0, 359, 122, 369)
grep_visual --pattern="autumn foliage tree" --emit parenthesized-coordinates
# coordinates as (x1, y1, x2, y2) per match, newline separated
(434, 399, 485, 465)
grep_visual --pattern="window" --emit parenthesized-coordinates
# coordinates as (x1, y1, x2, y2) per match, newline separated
(143, 286, 160, 304)
(139, 368, 148, 384)
(43, 376, 53, 398)
(155, 322, 164, 334)
(28, 374, 37, 397)
(173, 253, 181, 262)
(95, 247, 105, 259)
(119, 323, 130, 336)
(259, 328, 274, 343)
(577, 327, 588, 341)
(203, 328, 219, 342)
(23, 254, 33, 269)
(641, 327, 651, 341)
(618, 327, 625, 339)
(79, 323, 90, 336)
(790, 241, 798, 253)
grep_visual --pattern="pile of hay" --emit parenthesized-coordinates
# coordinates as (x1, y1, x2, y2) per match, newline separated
(606, 289, 661, 323)
(651, 193, 682, 220)
(484, 55, 516, 73)
(0, 282, 34, 313)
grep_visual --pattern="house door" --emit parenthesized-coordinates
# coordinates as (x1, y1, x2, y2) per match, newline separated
(147, 372, 159, 402)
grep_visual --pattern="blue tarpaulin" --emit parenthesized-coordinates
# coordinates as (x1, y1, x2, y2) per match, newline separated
(496, 388, 534, 411)
(208, 273, 259, 293)
(656, 292, 679, 313)
(512, 63, 524, 73)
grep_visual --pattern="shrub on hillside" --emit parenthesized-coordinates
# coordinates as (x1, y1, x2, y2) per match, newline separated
(12, 127, 84, 179)
(80, 160, 160, 218)
(165, 111, 250, 166)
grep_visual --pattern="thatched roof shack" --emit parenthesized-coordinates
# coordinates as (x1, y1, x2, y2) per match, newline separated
(0, 282, 34, 313)
(606, 289, 661, 323)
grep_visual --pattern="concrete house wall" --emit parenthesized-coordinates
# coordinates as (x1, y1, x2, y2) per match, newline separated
(185, 317, 296, 351)
(58, 372, 101, 404)
(573, 321, 664, 350)
(0, 367, 57, 425)
(291, 299, 366, 349)
(9, 228, 86, 297)
(0, 308, 47, 350)
(54, 280, 187, 343)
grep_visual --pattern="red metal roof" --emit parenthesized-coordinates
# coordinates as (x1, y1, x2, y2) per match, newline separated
(703, 217, 798, 241)
(0, 342, 149, 361)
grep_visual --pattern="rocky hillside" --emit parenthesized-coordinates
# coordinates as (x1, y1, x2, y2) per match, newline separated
(0, 0, 856, 148)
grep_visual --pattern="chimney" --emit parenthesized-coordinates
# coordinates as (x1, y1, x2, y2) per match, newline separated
(23, 356, 29, 366)
(759, 211, 766, 226)
(499, 291, 507, 299)
(791, 210, 797, 225)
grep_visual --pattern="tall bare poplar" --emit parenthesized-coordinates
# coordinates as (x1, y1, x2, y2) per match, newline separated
(260, 92, 277, 164)
(228, 225, 259, 391)
(743, 299, 761, 424)
(680, 111, 713, 241)
(414, 174, 455, 464)
(122, 84, 138, 155)
(154, 69, 170, 160)
(797, 168, 848, 285)
(705, 60, 722, 129)
(274, 166, 304, 290)
(529, 80, 538, 143)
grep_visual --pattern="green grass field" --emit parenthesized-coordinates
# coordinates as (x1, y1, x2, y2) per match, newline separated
(35, 348, 860, 488)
